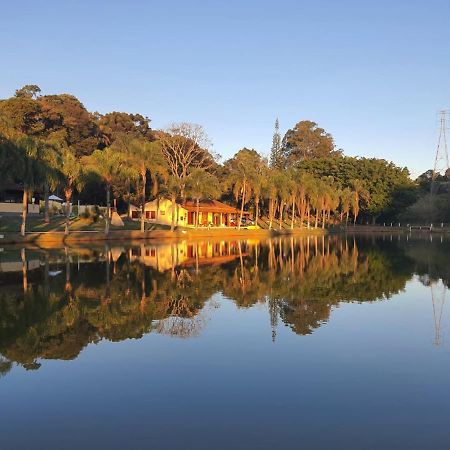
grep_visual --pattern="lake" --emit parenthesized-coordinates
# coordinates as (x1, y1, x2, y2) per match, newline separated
(1, 234, 450, 450)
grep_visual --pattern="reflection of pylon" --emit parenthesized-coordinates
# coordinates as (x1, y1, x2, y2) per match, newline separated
(431, 280, 447, 346)
(268, 297, 279, 342)
(432, 111, 450, 192)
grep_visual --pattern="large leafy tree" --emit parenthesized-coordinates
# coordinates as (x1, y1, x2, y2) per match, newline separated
(158, 123, 216, 199)
(97, 111, 153, 147)
(282, 120, 341, 164)
(38, 94, 102, 157)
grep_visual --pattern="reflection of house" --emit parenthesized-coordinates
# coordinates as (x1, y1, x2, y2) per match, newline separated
(129, 240, 245, 272)
(130, 198, 249, 227)
(0, 183, 40, 214)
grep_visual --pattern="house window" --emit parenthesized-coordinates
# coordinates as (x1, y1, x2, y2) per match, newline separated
(150, 249, 156, 257)
(131, 210, 139, 219)
(146, 210, 156, 219)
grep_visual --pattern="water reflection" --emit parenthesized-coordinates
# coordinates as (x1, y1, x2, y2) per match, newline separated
(0, 235, 449, 373)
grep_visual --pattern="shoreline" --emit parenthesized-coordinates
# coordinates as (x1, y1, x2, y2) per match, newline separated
(0, 227, 326, 246)
(1, 225, 448, 247)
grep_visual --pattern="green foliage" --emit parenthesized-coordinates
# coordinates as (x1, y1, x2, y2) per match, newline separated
(282, 120, 341, 164)
(186, 168, 220, 201)
(0, 85, 422, 224)
(15, 85, 41, 99)
(297, 156, 415, 220)
(270, 118, 284, 169)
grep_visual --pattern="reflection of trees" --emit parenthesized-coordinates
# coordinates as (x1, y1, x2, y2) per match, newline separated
(222, 236, 413, 336)
(0, 355, 12, 378)
(0, 236, 420, 370)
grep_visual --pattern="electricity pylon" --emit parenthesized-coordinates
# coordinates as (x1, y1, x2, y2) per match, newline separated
(431, 280, 447, 346)
(431, 110, 450, 193)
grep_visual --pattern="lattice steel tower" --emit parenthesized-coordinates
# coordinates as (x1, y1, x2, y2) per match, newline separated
(432, 110, 450, 184)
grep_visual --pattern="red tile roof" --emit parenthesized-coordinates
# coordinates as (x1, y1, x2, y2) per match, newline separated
(181, 199, 248, 214)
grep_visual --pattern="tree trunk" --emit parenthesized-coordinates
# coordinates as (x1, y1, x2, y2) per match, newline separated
(238, 180, 246, 230)
(170, 192, 176, 232)
(196, 197, 200, 228)
(105, 184, 111, 235)
(105, 245, 111, 302)
(126, 179, 132, 220)
(290, 196, 295, 229)
(65, 246, 71, 294)
(322, 209, 326, 229)
(269, 198, 274, 229)
(314, 209, 319, 228)
(21, 248, 28, 293)
(44, 183, 50, 224)
(20, 187, 28, 237)
(140, 267, 146, 313)
(64, 188, 72, 236)
(255, 197, 260, 226)
(140, 173, 146, 233)
(278, 202, 284, 230)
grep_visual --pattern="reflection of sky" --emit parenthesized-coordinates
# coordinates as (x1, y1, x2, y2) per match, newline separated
(2, 278, 450, 449)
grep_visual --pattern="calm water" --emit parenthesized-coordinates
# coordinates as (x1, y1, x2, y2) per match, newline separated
(1, 234, 450, 450)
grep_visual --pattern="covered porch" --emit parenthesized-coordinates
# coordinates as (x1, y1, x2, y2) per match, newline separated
(182, 200, 250, 227)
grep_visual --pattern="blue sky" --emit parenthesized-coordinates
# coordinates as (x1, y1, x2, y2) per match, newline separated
(2, 0, 450, 177)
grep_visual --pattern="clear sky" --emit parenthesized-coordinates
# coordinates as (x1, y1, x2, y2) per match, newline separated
(2, 0, 450, 177)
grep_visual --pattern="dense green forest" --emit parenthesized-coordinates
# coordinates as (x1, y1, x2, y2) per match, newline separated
(0, 84, 448, 235)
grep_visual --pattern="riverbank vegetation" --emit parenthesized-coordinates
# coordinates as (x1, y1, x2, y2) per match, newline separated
(0, 84, 441, 236)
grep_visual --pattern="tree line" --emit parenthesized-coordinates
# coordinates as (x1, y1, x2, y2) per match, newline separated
(0, 85, 416, 235)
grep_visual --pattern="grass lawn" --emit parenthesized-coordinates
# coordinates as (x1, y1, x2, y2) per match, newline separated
(0, 214, 167, 233)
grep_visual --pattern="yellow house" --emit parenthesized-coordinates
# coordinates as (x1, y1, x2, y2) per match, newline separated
(130, 198, 188, 227)
(130, 198, 249, 228)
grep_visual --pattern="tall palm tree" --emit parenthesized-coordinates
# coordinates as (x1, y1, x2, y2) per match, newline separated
(128, 138, 168, 232)
(85, 148, 126, 235)
(13, 137, 46, 236)
(350, 179, 369, 225)
(274, 172, 289, 230)
(340, 188, 352, 224)
(225, 150, 259, 229)
(36, 142, 61, 224)
(60, 149, 83, 235)
(185, 168, 219, 228)
(252, 160, 268, 225)
(267, 169, 281, 230)
(286, 168, 298, 229)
